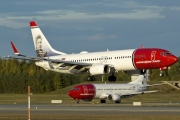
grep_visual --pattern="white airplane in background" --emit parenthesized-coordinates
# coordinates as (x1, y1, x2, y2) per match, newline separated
(68, 75, 163, 103)
(7, 21, 178, 82)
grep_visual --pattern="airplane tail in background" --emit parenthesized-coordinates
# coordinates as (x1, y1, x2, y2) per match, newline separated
(128, 75, 147, 85)
(30, 21, 66, 57)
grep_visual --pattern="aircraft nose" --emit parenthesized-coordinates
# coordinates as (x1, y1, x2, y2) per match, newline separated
(171, 55, 178, 63)
(168, 55, 178, 65)
(68, 90, 73, 98)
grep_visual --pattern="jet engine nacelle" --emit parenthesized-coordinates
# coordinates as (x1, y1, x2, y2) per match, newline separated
(108, 94, 121, 101)
(35, 61, 53, 70)
(89, 64, 111, 75)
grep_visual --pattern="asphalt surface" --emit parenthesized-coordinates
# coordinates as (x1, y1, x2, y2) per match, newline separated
(0, 104, 180, 115)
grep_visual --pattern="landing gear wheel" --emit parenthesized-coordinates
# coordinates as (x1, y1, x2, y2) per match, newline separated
(108, 76, 116, 82)
(100, 99, 106, 103)
(87, 76, 95, 81)
(77, 101, 80, 104)
(115, 101, 121, 103)
(160, 71, 163, 77)
(140, 69, 146, 75)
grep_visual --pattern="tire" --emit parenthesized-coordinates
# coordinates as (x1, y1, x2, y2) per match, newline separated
(115, 101, 121, 103)
(108, 76, 113, 82)
(108, 76, 116, 82)
(87, 76, 95, 81)
(100, 99, 106, 103)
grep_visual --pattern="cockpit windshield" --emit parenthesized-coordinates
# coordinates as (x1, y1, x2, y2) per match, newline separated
(161, 52, 171, 56)
(72, 87, 80, 91)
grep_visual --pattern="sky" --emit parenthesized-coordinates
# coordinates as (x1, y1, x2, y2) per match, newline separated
(0, 0, 180, 57)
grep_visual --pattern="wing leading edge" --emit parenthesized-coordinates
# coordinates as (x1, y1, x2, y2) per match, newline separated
(121, 90, 158, 96)
(100, 90, 158, 99)
(7, 42, 92, 67)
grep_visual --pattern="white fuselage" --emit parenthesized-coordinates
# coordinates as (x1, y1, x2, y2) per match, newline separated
(35, 49, 136, 73)
(93, 84, 147, 99)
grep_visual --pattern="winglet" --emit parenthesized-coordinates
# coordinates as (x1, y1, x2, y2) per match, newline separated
(10, 42, 19, 55)
(30, 21, 38, 27)
(10, 42, 26, 57)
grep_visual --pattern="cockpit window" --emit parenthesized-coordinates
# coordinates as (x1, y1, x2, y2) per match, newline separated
(161, 52, 171, 56)
(73, 88, 80, 91)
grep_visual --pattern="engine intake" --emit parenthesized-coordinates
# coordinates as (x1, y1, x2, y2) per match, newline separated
(108, 94, 121, 101)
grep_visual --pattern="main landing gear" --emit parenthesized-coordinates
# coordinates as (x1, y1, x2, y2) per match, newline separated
(115, 100, 121, 103)
(100, 99, 106, 103)
(108, 73, 116, 82)
(87, 74, 117, 82)
(87, 70, 117, 82)
(100, 99, 121, 103)
(87, 75, 95, 81)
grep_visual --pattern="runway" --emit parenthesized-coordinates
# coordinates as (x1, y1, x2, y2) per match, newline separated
(0, 104, 180, 115)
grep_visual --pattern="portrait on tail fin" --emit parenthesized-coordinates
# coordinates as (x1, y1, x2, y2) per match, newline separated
(35, 35, 47, 57)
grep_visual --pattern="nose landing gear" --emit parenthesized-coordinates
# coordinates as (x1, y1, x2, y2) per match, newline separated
(160, 71, 164, 77)
(76, 99, 80, 104)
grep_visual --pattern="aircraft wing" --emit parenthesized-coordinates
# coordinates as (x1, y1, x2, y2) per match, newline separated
(99, 94, 109, 99)
(99, 90, 158, 99)
(121, 90, 158, 96)
(6, 55, 44, 61)
(6, 42, 92, 67)
(6, 55, 92, 66)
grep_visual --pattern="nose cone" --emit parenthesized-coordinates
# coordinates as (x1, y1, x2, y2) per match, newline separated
(169, 55, 178, 65)
(68, 90, 73, 98)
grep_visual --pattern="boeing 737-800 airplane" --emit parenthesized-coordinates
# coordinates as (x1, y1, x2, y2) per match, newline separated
(7, 21, 178, 82)
(68, 75, 162, 103)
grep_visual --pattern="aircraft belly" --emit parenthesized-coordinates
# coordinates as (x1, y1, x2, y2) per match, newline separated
(49, 64, 80, 74)
(94, 91, 105, 99)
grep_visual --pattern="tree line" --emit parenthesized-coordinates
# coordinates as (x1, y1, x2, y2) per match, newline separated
(0, 58, 179, 93)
